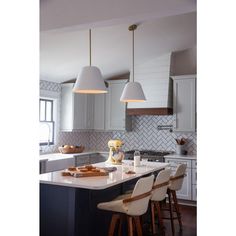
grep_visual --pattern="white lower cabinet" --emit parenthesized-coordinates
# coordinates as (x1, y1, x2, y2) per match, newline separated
(74, 155, 90, 166)
(192, 184, 197, 201)
(75, 153, 109, 166)
(45, 158, 75, 173)
(176, 167, 192, 200)
(191, 160, 197, 200)
(89, 153, 108, 164)
(165, 158, 193, 201)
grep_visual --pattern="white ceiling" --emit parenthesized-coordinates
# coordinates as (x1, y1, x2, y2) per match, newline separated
(40, 1, 196, 83)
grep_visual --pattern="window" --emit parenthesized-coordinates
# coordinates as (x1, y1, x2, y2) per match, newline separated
(39, 99, 54, 145)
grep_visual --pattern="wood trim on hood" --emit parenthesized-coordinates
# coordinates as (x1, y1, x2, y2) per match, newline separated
(127, 108, 173, 116)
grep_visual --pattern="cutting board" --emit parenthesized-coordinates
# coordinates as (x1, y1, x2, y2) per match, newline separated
(61, 166, 109, 178)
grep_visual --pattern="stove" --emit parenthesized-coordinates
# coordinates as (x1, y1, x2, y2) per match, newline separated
(124, 150, 172, 162)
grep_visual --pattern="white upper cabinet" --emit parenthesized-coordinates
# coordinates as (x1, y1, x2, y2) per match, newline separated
(60, 83, 94, 131)
(105, 80, 132, 131)
(93, 94, 106, 130)
(172, 75, 196, 132)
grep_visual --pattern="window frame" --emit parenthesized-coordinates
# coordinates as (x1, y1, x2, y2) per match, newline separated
(39, 98, 55, 146)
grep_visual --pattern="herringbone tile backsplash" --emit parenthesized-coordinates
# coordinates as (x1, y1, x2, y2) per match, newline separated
(40, 80, 196, 155)
(89, 116, 196, 154)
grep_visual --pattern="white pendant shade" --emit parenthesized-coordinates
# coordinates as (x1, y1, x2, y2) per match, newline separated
(120, 24, 146, 103)
(120, 81, 146, 102)
(73, 66, 107, 94)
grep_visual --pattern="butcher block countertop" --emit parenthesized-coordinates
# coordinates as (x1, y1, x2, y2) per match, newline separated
(40, 160, 169, 190)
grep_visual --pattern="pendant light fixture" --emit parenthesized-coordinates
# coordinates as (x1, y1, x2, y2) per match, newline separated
(73, 29, 107, 94)
(120, 24, 146, 102)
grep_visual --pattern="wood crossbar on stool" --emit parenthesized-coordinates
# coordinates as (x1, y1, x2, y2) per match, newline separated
(152, 181, 169, 190)
(123, 190, 152, 203)
(170, 174, 186, 181)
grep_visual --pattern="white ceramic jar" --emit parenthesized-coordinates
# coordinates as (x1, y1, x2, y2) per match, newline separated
(134, 150, 141, 167)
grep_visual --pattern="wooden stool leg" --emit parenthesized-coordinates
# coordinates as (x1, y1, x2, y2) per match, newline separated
(151, 201, 157, 234)
(134, 216, 143, 236)
(118, 214, 124, 236)
(168, 190, 175, 236)
(127, 216, 134, 236)
(108, 214, 120, 236)
(155, 202, 165, 234)
(172, 190, 183, 231)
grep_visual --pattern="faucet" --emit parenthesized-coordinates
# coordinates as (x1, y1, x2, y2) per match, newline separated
(39, 146, 43, 154)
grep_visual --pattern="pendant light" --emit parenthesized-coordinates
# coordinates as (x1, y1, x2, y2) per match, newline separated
(73, 29, 107, 94)
(120, 24, 146, 102)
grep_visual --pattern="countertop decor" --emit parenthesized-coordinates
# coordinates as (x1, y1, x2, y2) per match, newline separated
(58, 145, 84, 154)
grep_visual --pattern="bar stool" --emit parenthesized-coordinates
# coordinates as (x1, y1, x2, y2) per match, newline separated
(165, 164, 187, 235)
(97, 175, 154, 236)
(150, 169, 171, 235)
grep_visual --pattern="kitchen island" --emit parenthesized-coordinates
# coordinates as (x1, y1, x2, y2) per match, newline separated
(40, 160, 169, 236)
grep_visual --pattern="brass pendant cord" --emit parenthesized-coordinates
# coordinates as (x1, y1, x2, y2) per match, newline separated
(89, 29, 92, 66)
(132, 29, 134, 82)
(129, 24, 137, 82)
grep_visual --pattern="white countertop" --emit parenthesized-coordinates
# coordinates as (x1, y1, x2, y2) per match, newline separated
(39, 160, 169, 190)
(39, 151, 109, 162)
(164, 153, 197, 160)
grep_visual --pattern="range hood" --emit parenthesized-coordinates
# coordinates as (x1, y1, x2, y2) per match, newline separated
(127, 53, 173, 115)
(127, 48, 196, 116)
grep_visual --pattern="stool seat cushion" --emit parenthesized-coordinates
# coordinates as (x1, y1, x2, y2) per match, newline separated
(97, 199, 128, 214)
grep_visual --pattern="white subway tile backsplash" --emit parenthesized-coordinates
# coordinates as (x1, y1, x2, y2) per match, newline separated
(40, 80, 196, 154)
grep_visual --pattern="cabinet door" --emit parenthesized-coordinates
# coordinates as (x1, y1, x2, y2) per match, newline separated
(86, 95, 94, 129)
(45, 158, 75, 173)
(73, 93, 88, 129)
(192, 184, 197, 201)
(176, 167, 192, 200)
(61, 84, 73, 131)
(192, 167, 197, 185)
(173, 76, 196, 132)
(75, 155, 90, 166)
(94, 94, 105, 130)
(89, 154, 107, 164)
(165, 159, 192, 200)
(106, 80, 126, 130)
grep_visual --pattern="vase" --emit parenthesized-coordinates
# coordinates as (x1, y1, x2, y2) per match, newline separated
(176, 144, 185, 155)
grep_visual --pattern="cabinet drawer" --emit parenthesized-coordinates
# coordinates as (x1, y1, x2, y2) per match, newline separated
(165, 158, 191, 168)
(46, 158, 75, 173)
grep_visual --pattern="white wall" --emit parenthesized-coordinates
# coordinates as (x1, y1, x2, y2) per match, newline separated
(171, 46, 197, 75)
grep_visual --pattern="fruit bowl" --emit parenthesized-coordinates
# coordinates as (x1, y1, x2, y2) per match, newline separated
(58, 145, 85, 154)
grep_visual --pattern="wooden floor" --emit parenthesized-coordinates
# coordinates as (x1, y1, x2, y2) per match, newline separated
(143, 205, 196, 236)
